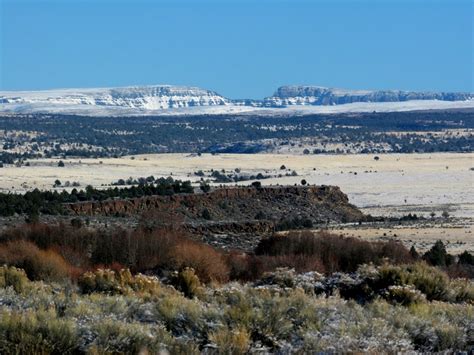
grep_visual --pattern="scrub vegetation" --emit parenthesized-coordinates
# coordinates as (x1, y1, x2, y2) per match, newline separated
(0, 223, 472, 353)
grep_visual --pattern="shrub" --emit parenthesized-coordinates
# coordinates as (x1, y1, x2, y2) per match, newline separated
(0, 310, 78, 354)
(384, 285, 426, 306)
(87, 319, 175, 354)
(405, 263, 450, 301)
(255, 231, 412, 274)
(0, 266, 29, 293)
(251, 181, 262, 189)
(257, 267, 298, 288)
(406, 302, 471, 351)
(90, 226, 184, 271)
(409, 245, 420, 259)
(376, 263, 450, 301)
(172, 268, 203, 298)
(155, 290, 207, 340)
(78, 268, 162, 295)
(70, 218, 83, 228)
(27, 249, 73, 282)
(209, 326, 250, 354)
(168, 241, 229, 283)
(0, 240, 72, 282)
(0, 223, 229, 280)
(447, 278, 474, 303)
(79, 269, 122, 294)
(275, 216, 313, 231)
(200, 182, 211, 193)
(254, 211, 266, 220)
(226, 252, 257, 281)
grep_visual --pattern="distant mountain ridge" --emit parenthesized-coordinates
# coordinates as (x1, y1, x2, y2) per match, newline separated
(0, 85, 229, 110)
(0, 84, 472, 115)
(263, 85, 472, 107)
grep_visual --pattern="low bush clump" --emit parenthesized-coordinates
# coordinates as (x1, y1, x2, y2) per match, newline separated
(384, 285, 426, 306)
(208, 326, 250, 354)
(78, 268, 162, 296)
(168, 240, 230, 283)
(171, 267, 203, 298)
(0, 266, 29, 293)
(0, 310, 78, 354)
(87, 319, 178, 355)
(376, 263, 451, 301)
(350, 263, 473, 304)
(255, 263, 474, 306)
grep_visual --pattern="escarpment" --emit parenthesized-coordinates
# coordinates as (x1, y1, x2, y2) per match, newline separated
(65, 185, 365, 224)
(63, 185, 366, 250)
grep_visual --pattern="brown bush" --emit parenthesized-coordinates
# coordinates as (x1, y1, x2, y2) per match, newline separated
(168, 240, 230, 283)
(0, 223, 92, 267)
(254, 231, 412, 274)
(0, 223, 186, 273)
(0, 240, 74, 282)
(226, 251, 254, 281)
(0, 224, 413, 284)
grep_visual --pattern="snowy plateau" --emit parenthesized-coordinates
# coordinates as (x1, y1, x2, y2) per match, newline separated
(0, 84, 472, 116)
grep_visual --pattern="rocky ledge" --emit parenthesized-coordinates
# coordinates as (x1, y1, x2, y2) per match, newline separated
(65, 185, 365, 225)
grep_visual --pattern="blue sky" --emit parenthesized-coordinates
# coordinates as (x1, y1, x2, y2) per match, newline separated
(0, 0, 472, 98)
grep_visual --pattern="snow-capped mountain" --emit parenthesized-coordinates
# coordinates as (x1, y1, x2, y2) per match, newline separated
(0, 84, 472, 116)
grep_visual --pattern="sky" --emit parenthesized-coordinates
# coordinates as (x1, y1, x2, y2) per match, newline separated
(0, 0, 472, 99)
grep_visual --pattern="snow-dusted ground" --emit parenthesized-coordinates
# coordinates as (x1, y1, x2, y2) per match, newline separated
(1, 99, 473, 116)
(1, 152, 472, 218)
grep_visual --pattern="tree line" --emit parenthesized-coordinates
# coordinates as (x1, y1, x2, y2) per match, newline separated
(0, 178, 193, 217)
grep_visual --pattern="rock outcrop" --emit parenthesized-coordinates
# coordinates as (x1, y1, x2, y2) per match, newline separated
(0, 85, 229, 110)
(64, 185, 365, 250)
(65, 185, 364, 223)
(263, 85, 473, 106)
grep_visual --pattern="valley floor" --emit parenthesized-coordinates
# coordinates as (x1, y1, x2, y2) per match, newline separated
(1, 152, 472, 253)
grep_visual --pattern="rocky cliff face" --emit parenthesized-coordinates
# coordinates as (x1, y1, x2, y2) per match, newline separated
(0, 85, 229, 110)
(264, 85, 473, 106)
(65, 185, 365, 223)
(1, 84, 471, 115)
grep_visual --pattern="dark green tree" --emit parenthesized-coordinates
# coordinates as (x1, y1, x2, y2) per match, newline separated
(409, 245, 420, 260)
(423, 240, 453, 267)
(458, 251, 474, 265)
